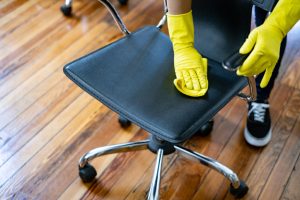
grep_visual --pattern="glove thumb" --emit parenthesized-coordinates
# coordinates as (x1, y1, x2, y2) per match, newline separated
(239, 29, 258, 54)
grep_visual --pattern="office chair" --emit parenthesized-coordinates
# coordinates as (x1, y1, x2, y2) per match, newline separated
(63, 0, 259, 199)
(60, 0, 128, 16)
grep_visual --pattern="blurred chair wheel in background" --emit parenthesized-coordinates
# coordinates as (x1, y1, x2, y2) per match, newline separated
(60, 0, 128, 17)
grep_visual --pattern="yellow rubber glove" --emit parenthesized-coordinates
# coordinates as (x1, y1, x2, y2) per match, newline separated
(167, 11, 208, 97)
(237, 0, 300, 88)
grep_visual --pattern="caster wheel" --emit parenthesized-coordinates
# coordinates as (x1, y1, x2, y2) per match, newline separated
(229, 180, 249, 198)
(118, 0, 128, 5)
(195, 120, 214, 136)
(60, 5, 72, 17)
(79, 163, 97, 183)
(118, 115, 131, 128)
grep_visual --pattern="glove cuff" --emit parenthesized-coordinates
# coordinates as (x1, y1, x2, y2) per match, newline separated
(264, 0, 300, 37)
(167, 11, 194, 47)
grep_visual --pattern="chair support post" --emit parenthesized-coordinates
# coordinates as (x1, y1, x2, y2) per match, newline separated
(64, 0, 73, 7)
(156, 0, 168, 29)
(238, 76, 257, 102)
(78, 140, 149, 168)
(148, 149, 164, 200)
(174, 145, 241, 189)
(97, 0, 130, 35)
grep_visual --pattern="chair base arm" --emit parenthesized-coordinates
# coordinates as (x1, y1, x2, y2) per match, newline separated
(78, 138, 248, 199)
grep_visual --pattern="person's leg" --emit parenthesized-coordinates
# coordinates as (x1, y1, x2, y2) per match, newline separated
(254, 6, 268, 27)
(244, 6, 287, 147)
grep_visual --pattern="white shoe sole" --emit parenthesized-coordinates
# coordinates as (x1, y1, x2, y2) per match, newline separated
(244, 127, 272, 147)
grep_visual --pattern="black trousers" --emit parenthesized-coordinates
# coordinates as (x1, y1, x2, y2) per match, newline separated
(254, 6, 287, 100)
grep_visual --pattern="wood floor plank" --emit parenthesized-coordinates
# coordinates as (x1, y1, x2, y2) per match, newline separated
(221, 84, 296, 200)
(1, 105, 114, 199)
(124, 153, 178, 200)
(281, 121, 300, 200)
(0, 2, 104, 99)
(0, 0, 52, 37)
(0, 92, 94, 187)
(57, 125, 143, 200)
(281, 60, 300, 90)
(0, 0, 300, 199)
(82, 131, 151, 200)
(0, 82, 81, 166)
(124, 99, 245, 199)
(258, 90, 300, 200)
(0, 1, 64, 63)
(0, 96, 104, 198)
(0, 21, 110, 117)
(236, 87, 298, 200)
(0, 0, 17, 10)
(0, 0, 26, 16)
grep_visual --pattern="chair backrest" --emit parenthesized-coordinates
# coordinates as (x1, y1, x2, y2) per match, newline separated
(192, 0, 252, 63)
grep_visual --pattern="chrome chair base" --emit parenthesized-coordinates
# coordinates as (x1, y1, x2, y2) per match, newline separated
(78, 138, 248, 200)
(64, 0, 73, 7)
(60, 0, 73, 16)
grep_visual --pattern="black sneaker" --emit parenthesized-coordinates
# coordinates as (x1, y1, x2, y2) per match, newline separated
(244, 100, 272, 147)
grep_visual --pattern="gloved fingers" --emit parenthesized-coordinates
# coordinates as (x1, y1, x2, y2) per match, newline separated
(197, 58, 208, 89)
(195, 68, 207, 89)
(177, 68, 207, 91)
(239, 59, 270, 76)
(260, 64, 274, 88)
(175, 70, 188, 89)
(175, 70, 184, 80)
(174, 79, 184, 90)
(189, 69, 200, 91)
(239, 29, 258, 54)
(182, 87, 208, 97)
(174, 79, 208, 97)
(182, 70, 193, 90)
(237, 52, 262, 76)
(201, 58, 208, 74)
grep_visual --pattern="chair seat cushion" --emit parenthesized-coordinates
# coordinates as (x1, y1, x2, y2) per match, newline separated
(64, 26, 247, 143)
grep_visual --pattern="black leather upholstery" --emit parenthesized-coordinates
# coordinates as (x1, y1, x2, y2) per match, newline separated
(64, 26, 248, 143)
(193, 0, 252, 63)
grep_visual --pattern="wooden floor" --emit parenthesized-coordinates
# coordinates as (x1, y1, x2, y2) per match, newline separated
(0, 0, 300, 199)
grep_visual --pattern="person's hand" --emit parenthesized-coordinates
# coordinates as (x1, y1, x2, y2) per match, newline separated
(237, 0, 300, 88)
(173, 47, 208, 97)
(237, 24, 283, 88)
(168, 11, 208, 97)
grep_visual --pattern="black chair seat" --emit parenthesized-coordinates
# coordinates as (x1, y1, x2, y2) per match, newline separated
(64, 26, 247, 143)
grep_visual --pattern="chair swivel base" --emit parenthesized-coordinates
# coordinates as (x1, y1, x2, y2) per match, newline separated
(78, 136, 248, 199)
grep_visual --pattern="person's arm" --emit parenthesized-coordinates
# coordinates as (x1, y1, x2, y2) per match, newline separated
(167, 0, 191, 14)
(238, 0, 300, 88)
(167, 0, 208, 97)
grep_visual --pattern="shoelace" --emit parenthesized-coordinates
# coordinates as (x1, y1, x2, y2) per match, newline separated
(248, 102, 269, 123)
